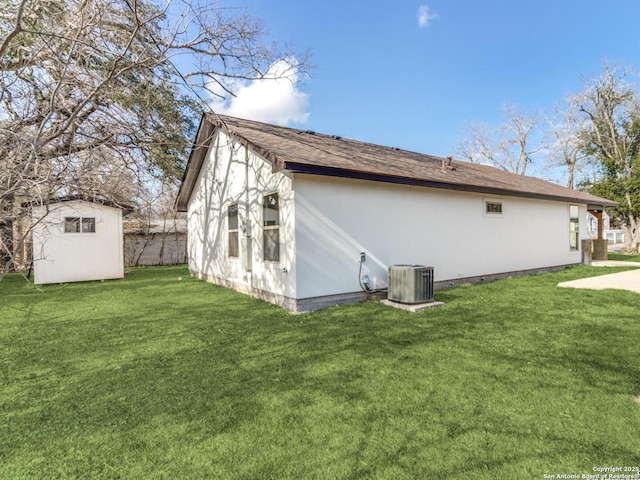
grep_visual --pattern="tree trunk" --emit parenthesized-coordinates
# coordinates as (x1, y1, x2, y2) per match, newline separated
(566, 165, 575, 189)
(621, 216, 640, 253)
(11, 194, 30, 271)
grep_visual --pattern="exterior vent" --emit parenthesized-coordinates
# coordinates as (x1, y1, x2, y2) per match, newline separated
(388, 265, 434, 304)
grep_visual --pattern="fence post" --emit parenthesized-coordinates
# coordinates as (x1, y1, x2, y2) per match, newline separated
(581, 239, 593, 265)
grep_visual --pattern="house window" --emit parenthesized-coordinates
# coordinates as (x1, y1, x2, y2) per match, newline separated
(569, 205, 580, 251)
(485, 200, 503, 215)
(228, 203, 239, 258)
(64, 217, 95, 233)
(263, 193, 280, 262)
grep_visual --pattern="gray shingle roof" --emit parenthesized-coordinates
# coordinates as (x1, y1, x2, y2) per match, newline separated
(28, 194, 133, 213)
(176, 113, 617, 211)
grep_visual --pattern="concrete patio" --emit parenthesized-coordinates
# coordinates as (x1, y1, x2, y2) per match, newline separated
(558, 261, 640, 294)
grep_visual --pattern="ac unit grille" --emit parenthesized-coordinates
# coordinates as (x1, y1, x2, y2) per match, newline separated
(388, 265, 434, 304)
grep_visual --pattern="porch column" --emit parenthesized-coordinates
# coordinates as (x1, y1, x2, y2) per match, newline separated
(588, 209, 604, 240)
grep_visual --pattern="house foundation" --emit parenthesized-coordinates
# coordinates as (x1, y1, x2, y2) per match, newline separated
(192, 264, 575, 314)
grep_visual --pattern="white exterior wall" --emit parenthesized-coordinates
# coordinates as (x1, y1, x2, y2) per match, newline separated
(32, 200, 124, 284)
(294, 175, 587, 299)
(187, 130, 297, 299)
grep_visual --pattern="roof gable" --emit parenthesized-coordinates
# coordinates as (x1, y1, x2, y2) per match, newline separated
(175, 113, 617, 211)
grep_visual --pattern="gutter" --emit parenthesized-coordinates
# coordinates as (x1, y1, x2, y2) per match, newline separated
(283, 162, 619, 209)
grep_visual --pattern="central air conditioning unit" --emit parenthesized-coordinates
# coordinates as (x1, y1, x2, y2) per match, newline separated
(388, 265, 434, 304)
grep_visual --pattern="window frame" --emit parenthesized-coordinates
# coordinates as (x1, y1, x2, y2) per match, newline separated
(262, 192, 280, 263)
(569, 205, 580, 251)
(64, 216, 80, 233)
(227, 202, 240, 258)
(64, 216, 96, 234)
(81, 217, 96, 233)
(483, 198, 503, 217)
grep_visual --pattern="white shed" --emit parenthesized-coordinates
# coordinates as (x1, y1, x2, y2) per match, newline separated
(175, 114, 617, 313)
(32, 197, 126, 284)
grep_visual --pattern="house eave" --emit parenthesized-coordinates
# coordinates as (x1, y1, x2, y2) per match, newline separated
(175, 114, 286, 212)
(283, 162, 619, 208)
(175, 113, 618, 212)
(175, 113, 213, 212)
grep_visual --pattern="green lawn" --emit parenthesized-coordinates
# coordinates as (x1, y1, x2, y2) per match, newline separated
(609, 251, 640, 262)
(1, 265, 639, 479)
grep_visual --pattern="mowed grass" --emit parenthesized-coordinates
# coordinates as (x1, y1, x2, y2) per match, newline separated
(1, 265, 639, 479)
(609, 251, 640, 262)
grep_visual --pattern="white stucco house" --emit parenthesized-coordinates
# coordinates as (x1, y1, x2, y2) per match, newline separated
(175, 114, 617, 312)
(32, 196, 126, 284)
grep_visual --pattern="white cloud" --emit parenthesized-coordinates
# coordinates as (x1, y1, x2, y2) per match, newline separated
(417, 4, 438, 28)
(209, 59, 310, 126)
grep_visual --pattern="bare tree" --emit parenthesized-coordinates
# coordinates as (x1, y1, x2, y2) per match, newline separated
(0, 0, 308, 274)
(575, 64, 640, 253)
(456, 105, 544, 175)
(544, 99, 594, 189)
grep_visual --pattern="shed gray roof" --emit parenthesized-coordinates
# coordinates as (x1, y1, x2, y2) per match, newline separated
(28, 194, 133, 213)
(175, 113, 617, 211)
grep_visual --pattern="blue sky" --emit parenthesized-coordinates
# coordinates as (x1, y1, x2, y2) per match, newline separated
(215, 0, 640, 159)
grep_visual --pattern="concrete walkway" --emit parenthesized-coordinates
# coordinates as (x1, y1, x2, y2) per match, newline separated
(558, 261, 640, 294)
(592, 260, 640, 267)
